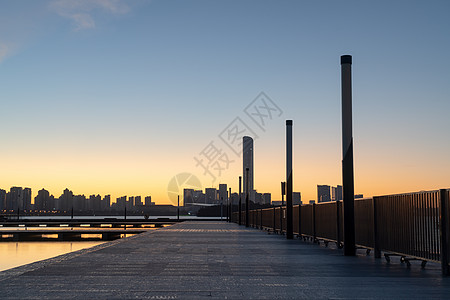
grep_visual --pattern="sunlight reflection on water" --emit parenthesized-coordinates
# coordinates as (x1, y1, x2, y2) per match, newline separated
(0, 241, 103, 272)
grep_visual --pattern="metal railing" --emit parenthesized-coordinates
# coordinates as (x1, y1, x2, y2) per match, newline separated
(232, 189, 450, 275)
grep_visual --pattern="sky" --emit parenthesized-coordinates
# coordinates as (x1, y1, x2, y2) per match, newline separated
(0, 0, 449, 205)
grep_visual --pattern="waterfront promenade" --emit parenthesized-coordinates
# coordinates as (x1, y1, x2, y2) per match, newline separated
(1, 221, 450, 299)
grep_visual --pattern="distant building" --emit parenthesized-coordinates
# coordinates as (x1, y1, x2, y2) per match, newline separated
(309, 200, 315, 204)
(231, 192, 239, 205)
(205, 188, 217, 205)
(89, 194, 101, 211)
(317, 185, 331, 203)
(135, 196, 142, 206)
(271, 200, 282, 206)
(59, 188, 73, 211)
(73, 195, 87, 211)
(192, 190, 205, 204)
(355, 194, 364, 199)
(23, 188, 32, 210)
(263, 193, 271, 205)
(34, 189, 51, 211)
(145, 196, 154, 206)
(102, 195, 111, 210)
(293, 192, 301, 205)
(116, 196, 126, 210)
(332, 185, 343, 201)
(218, 184, 228, 204)
(255, 192, 263, 204)
(8, 187, 23, 210)
(0, 189, 6, 210)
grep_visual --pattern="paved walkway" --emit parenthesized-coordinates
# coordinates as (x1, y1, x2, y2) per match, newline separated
(1, 221, 449, 299)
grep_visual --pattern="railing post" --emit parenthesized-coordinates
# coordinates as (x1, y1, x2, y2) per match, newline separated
(229, 188, 232, 223)
(440, 189, 449, 276)
(373, 196, 381, 258)
(313, 202, 316, 242)
(298, 204, 302, 239)
(336, 200, 341, 249)
(281, 182, 285, 234)
(273, 207, 276, 232)
(238, 176, 242, 226)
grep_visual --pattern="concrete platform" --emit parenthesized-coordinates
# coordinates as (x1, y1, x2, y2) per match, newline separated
(1, 221, 450, 299)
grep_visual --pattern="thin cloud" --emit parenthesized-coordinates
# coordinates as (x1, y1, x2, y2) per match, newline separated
(50, 0, 130, 31)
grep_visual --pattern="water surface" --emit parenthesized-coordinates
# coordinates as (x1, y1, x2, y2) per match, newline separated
(0, 241, 103, 272)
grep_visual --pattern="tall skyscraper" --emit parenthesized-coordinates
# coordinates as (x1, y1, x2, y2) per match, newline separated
(317, 185, 331, 203)
(243, 136, 254, 203)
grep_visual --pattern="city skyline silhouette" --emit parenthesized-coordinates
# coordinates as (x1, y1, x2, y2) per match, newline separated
(1, 1, 449, 204)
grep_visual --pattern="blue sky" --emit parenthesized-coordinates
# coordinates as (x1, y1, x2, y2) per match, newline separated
(0, 0, 449, 203)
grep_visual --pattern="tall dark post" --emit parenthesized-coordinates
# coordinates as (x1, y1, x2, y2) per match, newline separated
(440, 189, 449, 276)
(286, 120, 293, 239)
(229, 187, 232, 223)
(124, 207, 127, 220)
(281, 182, 285, 233)
(245, 168, 249, 227)
(341, 54, 356, 256)
(177, 195, 180, 221)
(71, 207, 74, 220)
(238, 176, 242, 225)
(17, 206, 20, 221)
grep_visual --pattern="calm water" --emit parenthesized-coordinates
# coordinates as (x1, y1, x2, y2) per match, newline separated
(0, 241, 103, 272)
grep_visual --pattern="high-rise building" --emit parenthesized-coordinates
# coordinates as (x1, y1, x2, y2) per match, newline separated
(116, 196, 126, 210)
(135, 196, 142, 206)
(23, 188, 32, 210)
(9, 187, 23, 210)
(184, 189, 194, 206)
(73, 195, 86, 211)
(263, 193, 271, 205)
(145, 196, 154, 206)
(243, 136, 254, 203)
(0, 189, 6, 210)
(293, 192, 301, 205)
(192, 190, 205, 204)
(317, 185, 331, 203)
(35, 188, 51, 211)
(332, 185, 343, 201)
(59, 188, 74, 211)
(102, 195, 111, 210)
(218, 184, 227, 204)
(205, 188, 217, 204)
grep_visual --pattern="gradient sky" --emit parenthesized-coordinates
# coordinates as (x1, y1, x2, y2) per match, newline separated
(1, 0, 449, 205)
